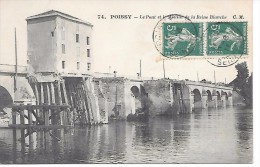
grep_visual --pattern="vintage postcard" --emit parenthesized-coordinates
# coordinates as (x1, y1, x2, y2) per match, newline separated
(0, 0, 254, 164)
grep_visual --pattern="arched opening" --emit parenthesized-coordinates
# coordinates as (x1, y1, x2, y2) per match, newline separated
(130, 86, 141, 116)
(193, 89, 201, 102)
(0, 86, 13, 108)
(131, 86, 140, 98)
(193, 88, 202, 110)
(223, 92, 228, 100)
(216, 91, 221, 100)
(0, 86, 13, 115)
(206, 90, 212, 101)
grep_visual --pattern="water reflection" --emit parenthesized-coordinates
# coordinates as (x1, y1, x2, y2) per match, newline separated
(0, 106, 253, 164)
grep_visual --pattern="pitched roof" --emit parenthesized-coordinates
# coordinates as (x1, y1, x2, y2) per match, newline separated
(26, 10, 93, 26)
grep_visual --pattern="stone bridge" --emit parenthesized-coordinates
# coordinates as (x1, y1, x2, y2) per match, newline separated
(0, 64, 35, 109)
(185, 80, 233, 111)
(142, 79, 234, 115)
(94, 77, 145, 119)
(1, 66, 234, 119)
(94, 77, 234, 119)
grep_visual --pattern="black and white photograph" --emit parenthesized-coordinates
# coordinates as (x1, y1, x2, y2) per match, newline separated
(0, 0, 258, 165)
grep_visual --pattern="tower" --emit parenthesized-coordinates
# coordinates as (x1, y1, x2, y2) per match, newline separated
(26, 10, 93, 75)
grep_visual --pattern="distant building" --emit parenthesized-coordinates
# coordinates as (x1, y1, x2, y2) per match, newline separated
(26, 10, 93, 75)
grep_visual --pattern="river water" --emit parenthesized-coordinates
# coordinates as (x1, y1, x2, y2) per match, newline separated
(0, 106, 253, 164)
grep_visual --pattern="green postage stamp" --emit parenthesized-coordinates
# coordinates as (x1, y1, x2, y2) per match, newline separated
(159, 21, 247, 58)
(207, 22, 247, 55)
(162, 22, 203, 57)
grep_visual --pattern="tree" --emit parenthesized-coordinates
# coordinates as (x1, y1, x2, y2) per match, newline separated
(245, 73, 253, 106)
(233, 62, 252, 106)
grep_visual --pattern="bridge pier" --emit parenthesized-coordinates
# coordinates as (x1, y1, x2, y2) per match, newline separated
(189, 92, 194, 113)
(227, 92, 233, 106)
(12, 108, 17, 125)
(201, 89, 208, 109)
(212, 95, 218, 108)
(227, 96, 233, 106)
(20, 108, 25, 125)
(221, 94, 227, 108)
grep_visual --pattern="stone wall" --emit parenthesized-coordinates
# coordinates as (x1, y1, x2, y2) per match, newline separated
(143, 79, 173, 115)
(92, 79, 108, 123)
(98, 77, 126, 119)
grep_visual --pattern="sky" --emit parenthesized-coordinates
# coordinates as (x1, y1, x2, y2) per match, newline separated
(0, 0, 252, 83)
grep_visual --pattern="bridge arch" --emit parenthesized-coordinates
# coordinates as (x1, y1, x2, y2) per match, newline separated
(222, 91, 228, 100)
(130, 86, 140, 98)
(193, 88, 201, 102)
(206, 90, 212, 101)
(0, 85, 13, 108)
(193, 88, 202, 109)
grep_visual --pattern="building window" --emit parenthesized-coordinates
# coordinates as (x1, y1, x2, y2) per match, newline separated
(62, 61, 65, 69)
(62, 44, 65, 54)
(87, 63, 91, 71)
(86, 36, 90, 45)
(87, 49, 90, 57)
(51, 31, 54, 37)
(77, 62, 80, 70)
(76, 34, 79, 43)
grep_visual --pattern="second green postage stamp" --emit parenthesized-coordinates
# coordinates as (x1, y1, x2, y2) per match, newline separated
(207, 22, 247, 55)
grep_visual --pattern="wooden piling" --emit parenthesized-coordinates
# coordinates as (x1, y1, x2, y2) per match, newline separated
(57, 81, 62, 104)
(66, 82, 74, 125)
(50, 82, 56, 125)
(57, 80, 63, 125)
(61, 80, 68, 104)
(20, 129, 25, 157)
(34, 83, 40, 115)
(77, 83, 89, 124)
(43, 105, 49, 126)
(40, 83, 44, 104)
(79, 84, 89, 124)
(19, 108, 25, 125)
(12, 128, 17, 163)
(61, 80, 69, 125)
(50, 82, 56, 104)
(71, 83, 80, 123)
(67, 82, 74, 108)
(39, 83, 44, 120)
(82, 79, 94, 124)
(12, 108, 16, 125)
(74, 84, 82, 124)
(71, 84, 78, 107)
(28, 129, 33, 153)
(46, 83, 51, 105)
(71, 83, 78, 125)
(27, 104, 33, 126)
(46, 83, 51, 125)
(83, 83, 93, 124)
